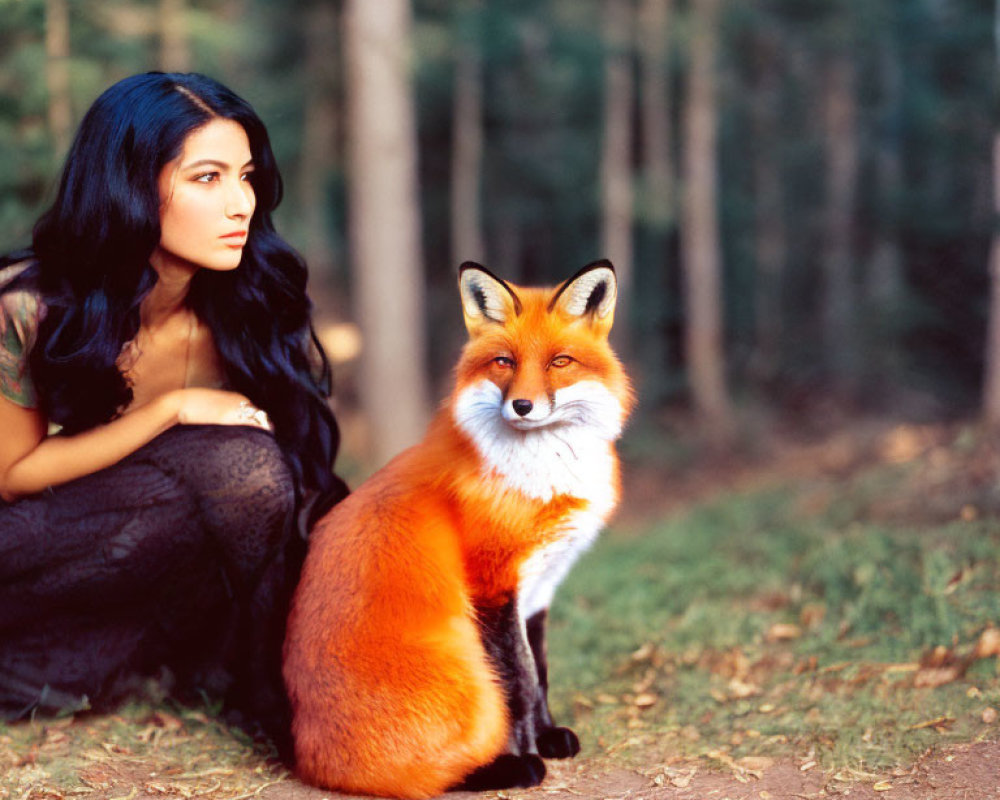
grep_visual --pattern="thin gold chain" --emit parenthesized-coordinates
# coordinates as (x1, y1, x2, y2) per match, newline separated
(183, 310, 196, 388)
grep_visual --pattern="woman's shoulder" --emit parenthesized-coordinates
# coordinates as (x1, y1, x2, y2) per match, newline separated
(0, 258, 41, 297)
(0, 260, 44, 407)
(0, 263, 44, 338)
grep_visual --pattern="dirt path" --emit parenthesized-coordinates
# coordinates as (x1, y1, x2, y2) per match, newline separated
(10, 737, 996, 799)
(248, 741, 999, 800)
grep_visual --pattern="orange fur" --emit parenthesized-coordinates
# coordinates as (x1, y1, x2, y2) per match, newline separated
(284, 266, 634, 799)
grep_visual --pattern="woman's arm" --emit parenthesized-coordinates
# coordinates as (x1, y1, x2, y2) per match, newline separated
(0, 387, 270, 502)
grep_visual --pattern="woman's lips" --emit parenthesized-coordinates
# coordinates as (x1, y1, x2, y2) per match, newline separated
(221, 231, 247, 247)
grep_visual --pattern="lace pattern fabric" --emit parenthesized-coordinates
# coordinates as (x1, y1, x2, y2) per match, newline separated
(0, 424, 302, 748)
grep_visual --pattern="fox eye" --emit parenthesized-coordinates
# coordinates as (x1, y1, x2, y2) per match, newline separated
(550, 355, 574, 368)
(493, 356, 515, 368)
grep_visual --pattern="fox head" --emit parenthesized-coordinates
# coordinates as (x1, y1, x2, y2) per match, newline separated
(452, 261, 634, 459)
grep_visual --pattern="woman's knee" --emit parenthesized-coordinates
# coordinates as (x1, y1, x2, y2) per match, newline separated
(142, 425, 294, 505)
(140, 425, 296, 567)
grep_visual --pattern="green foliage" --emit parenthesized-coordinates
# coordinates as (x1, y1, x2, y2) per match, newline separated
(0, 0, 995, 411)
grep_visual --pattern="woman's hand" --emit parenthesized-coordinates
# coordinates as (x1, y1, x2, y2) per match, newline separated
(172, 388, 273, 431)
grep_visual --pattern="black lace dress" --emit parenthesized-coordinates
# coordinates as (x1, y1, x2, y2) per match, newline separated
(0, 275, 342, 755)
(0, 425, 310, 747)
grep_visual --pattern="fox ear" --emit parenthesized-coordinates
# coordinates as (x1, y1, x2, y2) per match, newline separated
(459, 262, 522, 332)
(550, 260, 617, 324)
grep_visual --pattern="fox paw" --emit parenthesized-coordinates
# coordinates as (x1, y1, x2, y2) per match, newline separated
(456, 754, 546, 791)
(537, 726, 581, 759)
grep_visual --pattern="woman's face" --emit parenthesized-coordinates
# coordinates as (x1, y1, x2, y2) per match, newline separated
(151, 118, 256, 274)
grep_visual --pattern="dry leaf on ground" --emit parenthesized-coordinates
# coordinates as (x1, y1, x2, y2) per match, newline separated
(915, 645, 967, 688)
(765, 623, 802, 642)
(974, 627, 1000, 659)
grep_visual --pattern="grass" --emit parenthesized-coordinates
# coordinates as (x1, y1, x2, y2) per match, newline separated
(2, 423, 998, 795)
(0, 702, 283, 798)
(546, 436, 1000, 773)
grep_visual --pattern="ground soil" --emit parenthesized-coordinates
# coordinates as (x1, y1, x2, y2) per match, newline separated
(449, 740, 1000, 800)
(47, 739, 999, 800)
(260, 740, 1000, 800)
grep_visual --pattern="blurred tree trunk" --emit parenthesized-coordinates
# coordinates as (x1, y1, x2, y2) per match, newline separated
(344, 0, 431, 466)
(636, 0, 674, 399)
(820, 51, 860, 393)
(638, 0, 674, 229)
(600, 0, 635, 355)
(158, 0, 190, 72)
(44, 0, 72, 156)
(983, 0, 1000, 429)
(493, 210, 522, 280)
(867, 28, 905, 388)
(681, 0, 733, 443)
(985, 132, 1000, 428)
(297, 0, 339, 276)
(219, 0, 248, 77)
(749, 26, 786, 387)
(451, 1, 486, 266)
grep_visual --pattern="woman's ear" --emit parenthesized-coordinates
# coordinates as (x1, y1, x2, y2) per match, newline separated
(458, 262, 522, 334)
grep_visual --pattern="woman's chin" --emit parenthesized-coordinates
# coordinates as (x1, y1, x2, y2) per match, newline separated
(199, 257, 244, 272)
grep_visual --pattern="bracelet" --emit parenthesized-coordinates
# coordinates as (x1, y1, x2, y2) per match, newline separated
(237, 400, 271, 429)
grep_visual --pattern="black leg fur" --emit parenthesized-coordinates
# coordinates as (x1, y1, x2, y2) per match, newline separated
(525, 610, 552, 727)
(537, 726, 581, 759)
(453, 754, 546, 792)
(526, 609, 580, 759)
(477, 598, 543, 754)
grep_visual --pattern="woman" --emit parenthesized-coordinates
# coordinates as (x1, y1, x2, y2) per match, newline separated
(0, 72, 347, 749)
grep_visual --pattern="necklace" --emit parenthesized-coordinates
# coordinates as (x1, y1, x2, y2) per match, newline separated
(120, 308, 198, 396)
(183, 310, 196, 388)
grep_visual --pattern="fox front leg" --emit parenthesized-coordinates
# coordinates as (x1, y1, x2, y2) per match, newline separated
(526, 609, 581, 759)
(477, 599, 546, 753)
(465, 598, 546, 790)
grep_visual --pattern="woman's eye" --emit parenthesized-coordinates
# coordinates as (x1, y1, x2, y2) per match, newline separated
(194, 172, 218, 183)
(550, 356, 573, 368)
(241, 172, 254, 182)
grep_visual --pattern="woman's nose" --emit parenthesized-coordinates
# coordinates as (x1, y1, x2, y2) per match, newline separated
(226, 178, 255, 218)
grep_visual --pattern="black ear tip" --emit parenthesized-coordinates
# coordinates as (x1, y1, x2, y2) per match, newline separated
(457, 264, 524, 318)
(584, 258, 615, 275)
(459, 261, 486, 276)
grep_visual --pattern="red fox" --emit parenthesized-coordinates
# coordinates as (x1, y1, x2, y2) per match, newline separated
(283, 261, 634, 799)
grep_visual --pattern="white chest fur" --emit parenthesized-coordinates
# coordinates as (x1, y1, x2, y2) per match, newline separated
(453, 379, 622, 505)
(453, 379, 623, 617)
(515, 507, 607, 619)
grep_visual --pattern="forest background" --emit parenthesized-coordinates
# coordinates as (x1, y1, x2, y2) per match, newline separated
(5, 3, 1000, 796)
(0, 0, 997, 472)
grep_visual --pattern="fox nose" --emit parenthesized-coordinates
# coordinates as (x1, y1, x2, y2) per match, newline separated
(512, 399, 533, 417)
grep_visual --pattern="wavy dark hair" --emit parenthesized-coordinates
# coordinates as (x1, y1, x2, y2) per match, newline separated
(1, 72, 344, 506)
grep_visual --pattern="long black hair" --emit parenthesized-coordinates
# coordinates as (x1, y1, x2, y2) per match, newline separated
(3, 72, 344, 504)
